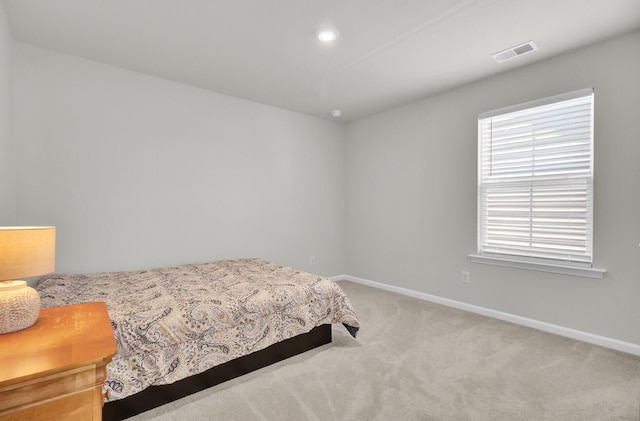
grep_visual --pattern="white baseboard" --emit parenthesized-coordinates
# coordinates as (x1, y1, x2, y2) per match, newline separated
(330, 274, 640, 357)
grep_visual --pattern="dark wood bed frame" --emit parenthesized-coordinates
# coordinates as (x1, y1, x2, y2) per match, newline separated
(102, 324, 332, 421)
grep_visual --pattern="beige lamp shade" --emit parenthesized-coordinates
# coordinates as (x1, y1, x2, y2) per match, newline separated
(0, 226, 56, 281)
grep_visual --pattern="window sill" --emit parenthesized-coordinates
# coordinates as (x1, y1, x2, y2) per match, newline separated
(468, 254, 606, 279)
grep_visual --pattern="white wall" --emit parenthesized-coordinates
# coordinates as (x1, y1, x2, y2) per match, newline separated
(0, 3, 15, 222)
(13, 43, 346, 276)
(345, 30, 640, 345)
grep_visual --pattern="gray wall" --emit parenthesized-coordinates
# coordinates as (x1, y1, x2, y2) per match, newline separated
(345, 30, 640, 345)
(0, 5, 15, 222)
(12, 43, 346, 276)
(7, 18, 640, 346)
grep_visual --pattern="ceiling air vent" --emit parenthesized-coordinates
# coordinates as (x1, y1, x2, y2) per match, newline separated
(492, 41, 538, 63)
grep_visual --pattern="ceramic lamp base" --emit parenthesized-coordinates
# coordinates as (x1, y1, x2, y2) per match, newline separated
(0, 280, 41, 334)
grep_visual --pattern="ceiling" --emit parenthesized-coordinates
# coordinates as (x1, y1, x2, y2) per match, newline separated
(3, 0, 640, 122)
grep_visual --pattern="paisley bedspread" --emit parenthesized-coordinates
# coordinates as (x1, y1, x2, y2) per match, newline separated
(36, 258, 359, 401)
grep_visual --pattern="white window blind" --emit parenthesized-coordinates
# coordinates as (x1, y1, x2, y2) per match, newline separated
(477, 88, 594, 266)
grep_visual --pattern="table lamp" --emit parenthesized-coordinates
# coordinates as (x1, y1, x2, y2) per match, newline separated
(0, 226, 56, 334)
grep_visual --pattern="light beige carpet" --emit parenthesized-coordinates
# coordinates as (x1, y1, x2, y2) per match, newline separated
(129, 281, 640, 420)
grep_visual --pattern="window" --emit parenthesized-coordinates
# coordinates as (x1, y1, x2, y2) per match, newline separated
(471, 88, 604, 278)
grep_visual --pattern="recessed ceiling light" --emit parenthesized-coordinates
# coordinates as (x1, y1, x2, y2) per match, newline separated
(331, 110, 342, 117)
(317, 29, 338, 43)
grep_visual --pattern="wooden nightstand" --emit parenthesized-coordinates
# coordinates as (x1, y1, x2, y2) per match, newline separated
(0, 302, 117, 420)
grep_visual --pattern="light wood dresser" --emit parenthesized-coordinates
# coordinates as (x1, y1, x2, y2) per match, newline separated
(0, 302, 117, 420)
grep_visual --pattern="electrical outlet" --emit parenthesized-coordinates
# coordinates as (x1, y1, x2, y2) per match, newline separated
(461, 271, 470, 283)
(310, 256, 316, 265)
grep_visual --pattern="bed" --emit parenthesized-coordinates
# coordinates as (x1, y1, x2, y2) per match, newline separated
(36, 258, 359, 420)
